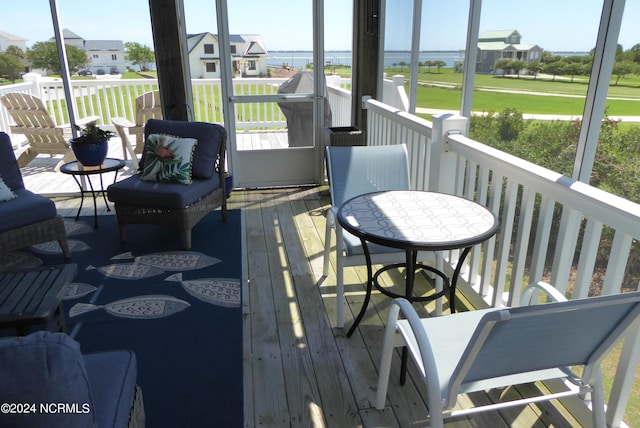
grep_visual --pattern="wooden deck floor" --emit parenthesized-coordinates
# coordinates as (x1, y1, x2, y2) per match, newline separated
(39, 174, 583, 427)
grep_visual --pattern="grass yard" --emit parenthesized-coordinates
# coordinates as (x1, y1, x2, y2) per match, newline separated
(415, 85, 640, 116)
(385, 67, 640, 118)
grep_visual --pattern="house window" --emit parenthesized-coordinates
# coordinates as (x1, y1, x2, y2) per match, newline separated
(230, 45, 237, 54)
(248, 60, 256, 70)
(204, 44, 214, 54)
(206, 62, 216, 73)
(111, 54, 117, 60)
(93, 54, 98, 59)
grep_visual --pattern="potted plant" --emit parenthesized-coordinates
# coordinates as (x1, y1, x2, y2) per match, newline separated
(69, 123, 115, 166)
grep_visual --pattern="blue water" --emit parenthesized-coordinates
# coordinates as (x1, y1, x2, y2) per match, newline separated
(267, 50, 588, 70)
(268, 51, 464, 69)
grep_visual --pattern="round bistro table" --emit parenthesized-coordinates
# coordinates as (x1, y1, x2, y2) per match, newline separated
(60, 158, 126, 228)
(337, 190, 499, 338)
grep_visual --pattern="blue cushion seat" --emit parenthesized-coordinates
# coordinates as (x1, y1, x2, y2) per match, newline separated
(0, 331, 139, 428)
(84, 350, 138, 428)
(107, 174, 220, 209)
(0, 132, 70, 258)
(0, 189, 58, 233)
(0, 133, 25, 191)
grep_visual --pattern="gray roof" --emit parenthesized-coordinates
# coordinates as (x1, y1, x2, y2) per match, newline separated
(478, 41, 540, 52)
(84, 40, 124, 51)
(479, 29, 520, 40)
(186, 33, 268, 57)
(0, 30, 28, 42)
(49, 28, 84, 41)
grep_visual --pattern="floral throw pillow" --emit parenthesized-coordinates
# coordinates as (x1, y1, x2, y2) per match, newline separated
(0, 176, 17, 202)
(140, 134, 198, 185)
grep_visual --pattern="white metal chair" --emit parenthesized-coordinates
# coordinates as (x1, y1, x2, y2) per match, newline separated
(375, 282, 640, 428)
(322, 144, 440, 328)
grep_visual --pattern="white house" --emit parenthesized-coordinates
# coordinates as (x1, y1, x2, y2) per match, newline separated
(187, 32, 268, 79)
(50, 29, 126, 74)
(0, 30, 28, 53)
(476, 29, 543, 74)
(84, 40, 126, 74)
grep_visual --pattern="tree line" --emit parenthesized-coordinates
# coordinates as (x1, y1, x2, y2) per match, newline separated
(494, 44, 640, 84)
(392, 60, 448, 73)
(0, 42, 155, 82)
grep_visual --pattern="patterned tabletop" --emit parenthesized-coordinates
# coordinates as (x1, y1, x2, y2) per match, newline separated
(337, 190, 499, 251)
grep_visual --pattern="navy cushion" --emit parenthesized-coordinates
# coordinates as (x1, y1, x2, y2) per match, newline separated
(84, 350, 137, 428)
(0, 132, 25, 190)
(0, 189, 58, 233)
(0, 332, 97, 428)
(142, 119, 225, 179)
(107, 173, 220, 209)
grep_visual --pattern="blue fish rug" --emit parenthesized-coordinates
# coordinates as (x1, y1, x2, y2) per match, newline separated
(1, 210, 243, 427)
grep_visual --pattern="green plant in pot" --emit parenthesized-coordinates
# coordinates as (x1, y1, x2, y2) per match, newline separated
(69, 123, 116, 166)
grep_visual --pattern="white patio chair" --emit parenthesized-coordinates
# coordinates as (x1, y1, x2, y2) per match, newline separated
(111, 90, 162, 168)
(322, 144, 440, 329)
(1, 92, 99, 169)
(375, 282, 640, 428)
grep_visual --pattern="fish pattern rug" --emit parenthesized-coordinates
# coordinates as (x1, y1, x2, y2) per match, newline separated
(1, 211, 243, 427)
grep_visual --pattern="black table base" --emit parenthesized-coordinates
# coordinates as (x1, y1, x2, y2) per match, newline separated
(345, 241, 474, 383)
(60, 159, 125, 228)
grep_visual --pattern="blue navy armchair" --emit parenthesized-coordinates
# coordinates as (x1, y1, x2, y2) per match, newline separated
(0, 132, 70, 258)
(0, 331, 144, 427)
(107, 119, 227, 249)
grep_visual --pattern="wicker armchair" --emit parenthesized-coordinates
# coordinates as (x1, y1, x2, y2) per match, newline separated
(0, 132, 70, 258)
(107, 119, 227, 249)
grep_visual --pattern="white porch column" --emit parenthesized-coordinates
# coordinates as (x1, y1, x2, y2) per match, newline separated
(573, 0, 625, 183)
(431, 114, 468, 194)
(22, 73, 44, 99)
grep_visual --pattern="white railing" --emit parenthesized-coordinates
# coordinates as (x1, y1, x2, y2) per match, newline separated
(0, 76, 353, 139)
(364, 96, 640, 428)
(326, 84, 352, 127)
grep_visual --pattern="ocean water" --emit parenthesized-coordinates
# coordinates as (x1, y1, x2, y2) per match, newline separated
(267, 50, 588, 70)
(267, 50, 464, 69)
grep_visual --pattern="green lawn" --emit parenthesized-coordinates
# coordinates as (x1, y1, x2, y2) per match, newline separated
(385, 67, 640, 117)
(389, 67, 640, 97)
(415, 85, 640, 116)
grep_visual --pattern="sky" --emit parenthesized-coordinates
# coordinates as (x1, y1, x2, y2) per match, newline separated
(0, 0, 638, 53)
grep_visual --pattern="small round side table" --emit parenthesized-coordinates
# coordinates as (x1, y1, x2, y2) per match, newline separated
(60, 158, 126, 228)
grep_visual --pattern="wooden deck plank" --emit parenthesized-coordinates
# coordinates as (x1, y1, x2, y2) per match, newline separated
(243, 190, 291, 426)
(278, 189, 361, 427)
(260, 191, 327, 426)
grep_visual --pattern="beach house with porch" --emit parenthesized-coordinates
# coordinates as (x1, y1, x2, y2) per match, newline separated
(476, 29, 543, 73)
(187, 32, 268, 79)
